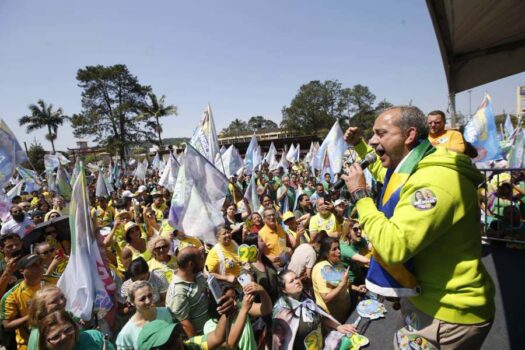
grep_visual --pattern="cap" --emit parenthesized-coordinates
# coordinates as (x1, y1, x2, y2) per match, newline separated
(334, 199, 348, 207)
(115, 210, 131, 220)
(150, 189, 162, 197)
(137, 185, 147, 193)
(16, 254, 42, 270)
(121, 190, 136, 198)
(124, 221, 138, 234)
(282, 211, 295, 222)
(137, 320, 178, 349)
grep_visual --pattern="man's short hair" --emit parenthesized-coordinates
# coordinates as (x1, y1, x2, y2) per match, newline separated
(263, 208, 276, 217)
(428, 110, 446, 123)
(381, 106, 429, 141)
(0, 233, 21, 248)
(177, 247, 200, 268)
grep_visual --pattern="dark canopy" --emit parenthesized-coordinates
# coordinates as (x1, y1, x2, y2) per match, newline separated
(427, 0, 525, 94)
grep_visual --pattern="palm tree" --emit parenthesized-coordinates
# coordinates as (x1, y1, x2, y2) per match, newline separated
(19, 99, 68, 153)
(137, 92, 177, 148)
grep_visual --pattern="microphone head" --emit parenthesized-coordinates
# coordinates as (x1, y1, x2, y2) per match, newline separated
(364, 153, 377, 164)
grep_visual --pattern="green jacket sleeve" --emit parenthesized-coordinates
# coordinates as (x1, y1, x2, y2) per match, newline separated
(355, 174, 457, 265)
(354, 140, 387, 183)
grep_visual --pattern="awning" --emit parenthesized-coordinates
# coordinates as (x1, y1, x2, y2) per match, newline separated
(427, 0, 525, 94)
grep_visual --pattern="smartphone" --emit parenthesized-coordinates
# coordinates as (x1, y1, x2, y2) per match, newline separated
(237, 271, 253, 288)
(207, 275, 223, 303)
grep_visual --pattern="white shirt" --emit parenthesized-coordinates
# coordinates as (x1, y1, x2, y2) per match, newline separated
(0, 217, 35, 238)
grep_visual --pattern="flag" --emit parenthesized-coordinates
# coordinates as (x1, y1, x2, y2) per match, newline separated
(17, 166, 41, 192)
(244, 135, 261, 174)
(96, 171, 110, 198)
(314, 120, 347, 173)
(151, 153, 160, 170)
(0, 119, 27, 188)
(111, 161, 120, 189)
(265, 142, 280, 171)
(286, 144, 296, 163)
(277, 149, 289, 173)
(58, 165, 114, 321)
(133, 159, 148, 181)
(56, 152, 71, 165)
(190, 104, 222, 169)
(6, 181, 23, 200)
(504, 115, 514, 139)
(158, 154, 180, 192)
(464, 94, 502, 162)
(243, 174, 259, 212)
(56, 164, 72, 201)
(44, 154, 60, 174)
(168, 143, 229, 244)
(218, 145, 244, 178)
(508, 131, 525, 168)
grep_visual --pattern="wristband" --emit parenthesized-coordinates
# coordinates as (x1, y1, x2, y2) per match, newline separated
(351, 188, 369, 203)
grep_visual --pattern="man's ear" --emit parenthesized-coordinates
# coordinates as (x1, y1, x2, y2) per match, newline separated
(404, 127, 418, 146)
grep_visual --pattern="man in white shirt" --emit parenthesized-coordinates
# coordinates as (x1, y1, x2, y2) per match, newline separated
(0, 206, 35, 238)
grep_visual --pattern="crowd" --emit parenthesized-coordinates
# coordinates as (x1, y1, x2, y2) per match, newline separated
(0, 106, 512, 350)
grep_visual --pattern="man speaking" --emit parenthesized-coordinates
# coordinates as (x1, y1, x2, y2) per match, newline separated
(342, 106, 494, 349)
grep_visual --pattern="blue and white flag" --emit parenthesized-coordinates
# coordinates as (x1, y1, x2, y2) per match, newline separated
(504, 115, 514, 140)
(95, 170, 110, 198)
(190, 104, 222, 170)
(314, 120, 347, 173)
(508, 131, 525, 168)
(464, 94, 502, 162)
(243, 174, 260, 212)
(58, 165, 114, 321)
(168, 143, 229, 244)
(0, 120, 27, 188)
(244, 135, 261, 174)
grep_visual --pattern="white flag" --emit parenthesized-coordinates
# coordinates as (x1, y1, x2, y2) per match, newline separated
(244, 135, 261, 174)
(218, 145, 244, 178)
(286, 144, 296, 163)
(243, 174, 259, 212)
(190, 104, 222, 170)
(168, 143, 229, 244)
(314, 121, 347, 173)
(158, 154, 180, 192)
(58, 165, 114, 321)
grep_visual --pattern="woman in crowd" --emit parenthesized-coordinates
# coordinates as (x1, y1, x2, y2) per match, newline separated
(311, 237, 352, 324)
(287, 230, 328, 291)
(273, 270, 356, 350)
(340, 219, 371, 267)
(34, 241, 68, 277)
(44, 209, 61, 222)
(120, 257, 169, 306)
(224, 202, 246, 244)
(206, 226, 241, 283)
(121, 221, 151, 271)
(146, 236, 177, 283)
(116, 281, 174, 350)
(38, 310, 112, 350)
(244, 212, 264, 236)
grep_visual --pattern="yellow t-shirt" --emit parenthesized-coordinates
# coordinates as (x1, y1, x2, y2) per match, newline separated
(152, 203, 168, 221)
(205, 243, 241, 276)
(91, 205, 115, 228)
(309, 213, 341, 238)
(148, 256, 178, 283)
(311, 260, 351, 324)
(0, 277, 57, 349)
(428, 129, 466, 153)
(258, 225, 288, 257)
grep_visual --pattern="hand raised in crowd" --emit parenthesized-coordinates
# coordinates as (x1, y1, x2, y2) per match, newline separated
(336, 323, 357, 335)
(243, 282, 264, 295)
(3, 255, 19, 276)
(216, 294, 237, 316)
(240, 293, 255, 312)
(344, 126, 363, 146)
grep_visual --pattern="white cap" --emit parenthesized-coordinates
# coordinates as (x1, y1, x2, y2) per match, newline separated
(334, 198, 347, 207)
(138, 185, 147, 193)
(121, 190, 136, 198)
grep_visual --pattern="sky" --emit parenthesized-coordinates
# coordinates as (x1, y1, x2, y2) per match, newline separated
(1, 0, 524, 152)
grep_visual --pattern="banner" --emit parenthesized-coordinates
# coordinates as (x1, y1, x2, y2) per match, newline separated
(190, 104, 222, 170)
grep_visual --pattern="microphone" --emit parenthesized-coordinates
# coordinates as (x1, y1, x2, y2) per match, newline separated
(330, 153, 377, 191)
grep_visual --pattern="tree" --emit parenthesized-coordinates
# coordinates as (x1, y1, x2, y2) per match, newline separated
(247, 116, 278, 132)
(136, 92, 177, 148)
(220, 118, 250, 136)
(22, 139, 46, 174)
(19, 99, 68, 152)
(281, 80, 391, 137)
(70, 64, 152, 162)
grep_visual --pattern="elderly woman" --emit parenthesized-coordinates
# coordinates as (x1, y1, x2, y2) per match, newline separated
(116, 281, 173, 350)
(273, 270, 356, 350)
(147, 236, 177, 283)
(205, 226, 241, 283)
(38, 310, 112, 350)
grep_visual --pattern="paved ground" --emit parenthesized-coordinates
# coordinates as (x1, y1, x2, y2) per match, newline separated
(346, 243, 522, 349)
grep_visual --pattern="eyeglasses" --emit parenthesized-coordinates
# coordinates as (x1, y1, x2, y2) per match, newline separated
(154, 245, 169, 252)
(47, 325, 75, 344)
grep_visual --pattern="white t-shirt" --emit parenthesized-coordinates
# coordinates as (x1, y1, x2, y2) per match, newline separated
(0, 217, 35, 238)
(287, 243, 317, 277)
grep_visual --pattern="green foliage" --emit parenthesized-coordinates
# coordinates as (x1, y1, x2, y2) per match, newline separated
(70, 64, 152, 162)
(19, 99, 68, 152)
(136, 92, 178, 148)
(281, 80, 392, 138)
(22, 139, 46, 174)
(220, 118, 250, 136)
(247, 115, 278, 131)
(220, 116, 279, 136)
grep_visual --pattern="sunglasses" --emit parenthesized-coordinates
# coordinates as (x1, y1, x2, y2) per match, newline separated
(352, 227, 361, 232)
(154, 245, 169, 252)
